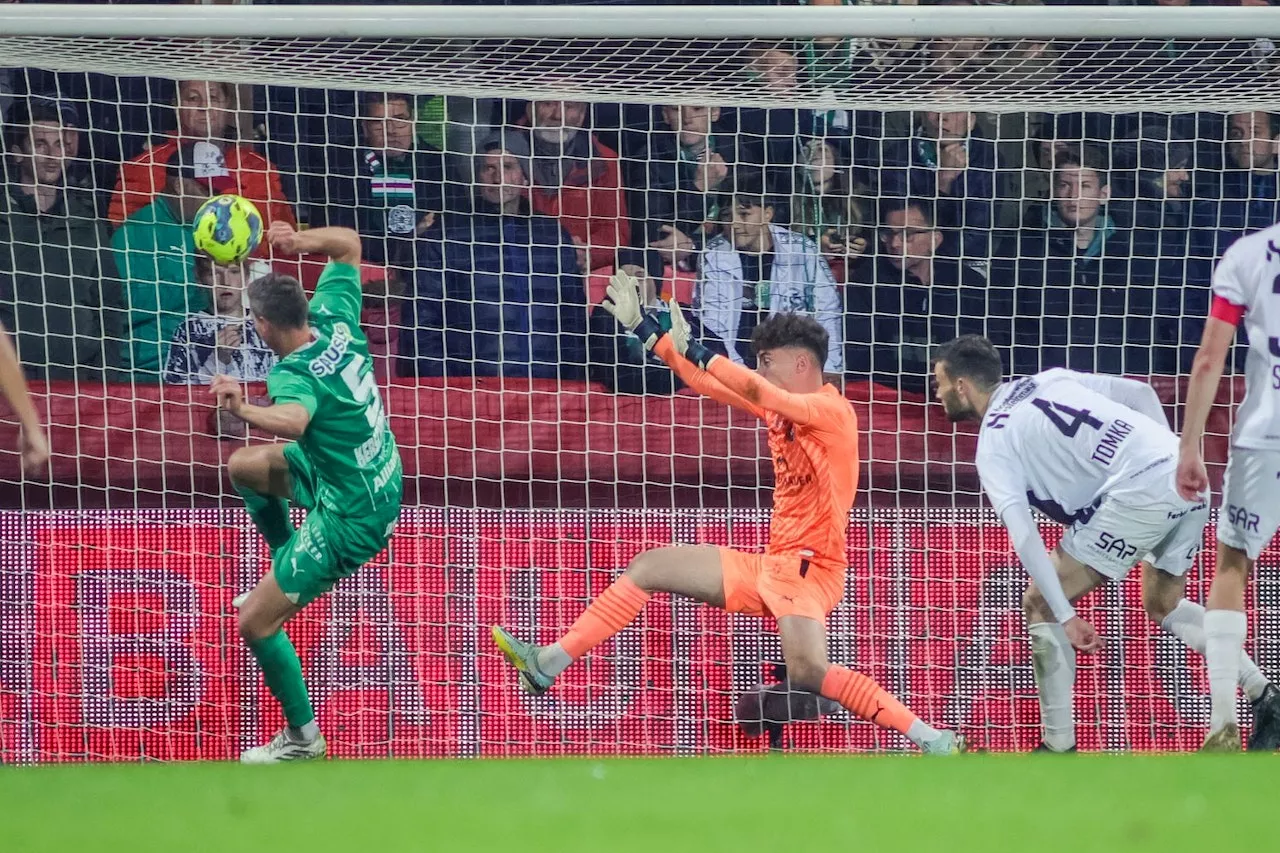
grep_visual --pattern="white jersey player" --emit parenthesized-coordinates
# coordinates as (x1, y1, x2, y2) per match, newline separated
(933, 335, 1280, 753)
(1178, 223, 1280, 751)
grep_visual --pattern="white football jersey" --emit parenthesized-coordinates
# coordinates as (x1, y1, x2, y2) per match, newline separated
(1211, 224, 1280, 450)
(976, 369, 1177, 525)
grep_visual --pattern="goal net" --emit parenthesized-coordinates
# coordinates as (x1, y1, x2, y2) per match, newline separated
(1, 3, 1278, 761)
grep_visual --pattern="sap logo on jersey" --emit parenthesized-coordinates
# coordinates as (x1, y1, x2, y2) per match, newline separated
(1095, 531, 1139, 562)
(310, 322, 353, 377)
(1227, 504, 1261, 532)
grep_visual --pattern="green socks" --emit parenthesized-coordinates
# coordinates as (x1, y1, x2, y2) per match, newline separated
(236, 484, 294, 551)
(248, 630, 315, 730)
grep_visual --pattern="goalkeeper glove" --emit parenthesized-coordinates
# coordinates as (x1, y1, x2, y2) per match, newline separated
(667, 298, 717, 369)
(602, 269, 664, 352)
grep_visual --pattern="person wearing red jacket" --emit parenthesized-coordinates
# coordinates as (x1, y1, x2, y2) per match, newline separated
(520, 98, 629, 272)
(107, 79, 296, 243)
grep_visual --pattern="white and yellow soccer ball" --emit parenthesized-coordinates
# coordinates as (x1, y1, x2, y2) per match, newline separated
(193, 194, 264, 265)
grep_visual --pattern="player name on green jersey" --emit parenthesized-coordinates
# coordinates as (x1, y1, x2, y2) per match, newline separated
(267, 262, 403, 516)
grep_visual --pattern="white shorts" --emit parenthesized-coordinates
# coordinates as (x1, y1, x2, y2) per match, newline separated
(1219, 448, 1280, 559)
(1059, 480, 1208, 581)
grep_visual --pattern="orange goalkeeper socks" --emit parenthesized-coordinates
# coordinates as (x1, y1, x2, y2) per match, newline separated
(820, 665, 920, 737)
(559, 575, 652, 661)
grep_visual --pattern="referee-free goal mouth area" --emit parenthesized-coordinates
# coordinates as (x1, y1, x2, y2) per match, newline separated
(1, 753, 1269, 852)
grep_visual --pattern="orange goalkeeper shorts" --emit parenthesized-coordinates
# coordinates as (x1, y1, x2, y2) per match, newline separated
(719, 547, 845, 622)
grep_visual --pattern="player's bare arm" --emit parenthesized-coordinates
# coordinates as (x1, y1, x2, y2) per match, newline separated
(1177, 316, 1236, 501)
(0, 322, 49, 473)
(267, 221, 362, 267)
(211, 373, 311, 440)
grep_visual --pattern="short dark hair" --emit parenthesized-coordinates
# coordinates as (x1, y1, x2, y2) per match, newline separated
(1054, 144, 1109, 186)
(751, 313, 828, 368)
(361, 91, 415, 115)
(879, 196, 936, 228)
(4, 96, 77, 155)
(931, 335, 1003, 391)
(247, 273, 309, 330)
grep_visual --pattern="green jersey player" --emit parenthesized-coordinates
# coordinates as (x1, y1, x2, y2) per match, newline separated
(212, 223, 402, 763)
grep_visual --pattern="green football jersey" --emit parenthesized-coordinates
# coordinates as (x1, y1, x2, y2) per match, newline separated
(267, 262, 402, 517)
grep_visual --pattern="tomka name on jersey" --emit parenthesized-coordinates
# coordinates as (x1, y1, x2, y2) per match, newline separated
(975, 369, 1177, 526)
(1211, 224, 1280, 449)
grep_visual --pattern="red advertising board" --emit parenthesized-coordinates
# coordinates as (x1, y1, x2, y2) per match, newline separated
(1, 508, 1274, 762)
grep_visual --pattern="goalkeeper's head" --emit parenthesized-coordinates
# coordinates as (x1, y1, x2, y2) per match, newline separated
(750, 313, 829, 391)
(931, 334, 1003, 423)
(247, 272, 310, 356)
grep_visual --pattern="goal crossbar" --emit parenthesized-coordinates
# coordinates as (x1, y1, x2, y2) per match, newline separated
(3, 5, 1280, 112)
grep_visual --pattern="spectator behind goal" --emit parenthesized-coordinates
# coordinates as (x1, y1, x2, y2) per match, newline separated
(107, 79, 296, 244)
(0, 96, 122, 380)
(399, 133, 587, 380)
(164, 256, 276, 384)
(111, 142, 220, 379)
(696, 177, 844, 375)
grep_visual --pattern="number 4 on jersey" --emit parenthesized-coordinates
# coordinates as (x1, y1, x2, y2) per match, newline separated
(1032, 398, 1103, 437)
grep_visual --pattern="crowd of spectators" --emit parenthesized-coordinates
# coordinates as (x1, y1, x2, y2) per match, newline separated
(1, 18, 1276, 394)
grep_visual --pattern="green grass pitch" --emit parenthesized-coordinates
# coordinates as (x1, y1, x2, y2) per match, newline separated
(2, 753, 1274, 852)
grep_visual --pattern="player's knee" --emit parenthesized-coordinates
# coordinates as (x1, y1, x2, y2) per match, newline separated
(1141, 580, 1178, 624)
(1022, 587, 1051, 624)
(228, 447, 258, 488)
(237, 608, 274, 644)
(1217, 545, 1253, 580)
(623, 550, 661, 592)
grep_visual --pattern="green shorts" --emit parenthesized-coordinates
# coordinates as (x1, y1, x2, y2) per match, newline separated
(273, 444, 399, 606)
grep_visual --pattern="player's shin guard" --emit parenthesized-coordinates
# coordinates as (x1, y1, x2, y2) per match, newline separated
(1029, 623, 1076, 752)
(556, 575, 651, 665)
(1161, 599, 1268, 701)
(819, 665, 933, 745)
(236, 485, 294, 552)
(1204, 609, 1249, 733)
(248, 630, 316, 732)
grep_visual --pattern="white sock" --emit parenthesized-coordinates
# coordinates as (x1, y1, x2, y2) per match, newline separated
(906, 719, 939, 749)
(1204, 609, 1249, 732)
(1029, 622, 1076, 751)
(536, 642, 573, 677)
(1161, 599, 1268, 702)
(290, 720, 320, 743)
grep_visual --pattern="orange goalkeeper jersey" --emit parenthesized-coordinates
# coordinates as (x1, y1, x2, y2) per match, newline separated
(654, 337, 860, 569)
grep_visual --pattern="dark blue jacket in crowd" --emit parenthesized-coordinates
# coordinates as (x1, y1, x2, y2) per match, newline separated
(845, 242, 1001, 394)
(879, 133, 997, 258)
(992, 217, 1178, 377)
(1191, 169, 1280, 258)
(1128, 196, 1214, 374)
(398, 201, 587, 379)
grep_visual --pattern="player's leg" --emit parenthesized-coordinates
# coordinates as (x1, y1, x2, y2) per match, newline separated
(492, 544, 726, 695)
(228, 444, 296, 551)
(237, 569, 324, 763)
(1022, 548, 1108, 753)
(1141, 562, 1280, 750)
(238, 508, 368, 763)
(1201, 448, 1280, 748)
(775, 615, 962, 754)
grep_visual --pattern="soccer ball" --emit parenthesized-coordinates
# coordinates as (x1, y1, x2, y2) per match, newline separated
(193, 194, 263, 265)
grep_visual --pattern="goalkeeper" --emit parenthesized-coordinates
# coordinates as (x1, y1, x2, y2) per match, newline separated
(493, 272, 963, 754)
(215, 223, 402, 763)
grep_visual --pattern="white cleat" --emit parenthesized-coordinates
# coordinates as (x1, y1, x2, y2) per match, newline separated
(922, 730, 967, 756)
(240, 728, 327, 764)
